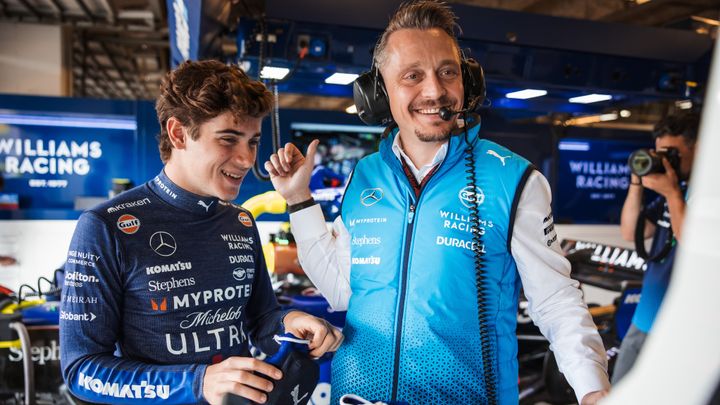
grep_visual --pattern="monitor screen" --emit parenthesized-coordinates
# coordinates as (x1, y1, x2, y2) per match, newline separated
(555, 138, 653, 224)
(291, 122, 383, 220)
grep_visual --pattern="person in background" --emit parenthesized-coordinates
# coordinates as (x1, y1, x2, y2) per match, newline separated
(614, 112, 698, 383)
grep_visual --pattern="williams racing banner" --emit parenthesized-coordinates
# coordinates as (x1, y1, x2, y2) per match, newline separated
(555, 138, 651, 224)
(0, 115, 136, 210)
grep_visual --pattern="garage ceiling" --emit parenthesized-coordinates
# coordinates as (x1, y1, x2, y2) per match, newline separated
(0, 0, 717, 102)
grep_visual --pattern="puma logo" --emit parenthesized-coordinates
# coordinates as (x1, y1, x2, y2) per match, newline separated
(197, 200, 214, 212)
(487, 150, 511, 166)
(291, 384, 308, 405)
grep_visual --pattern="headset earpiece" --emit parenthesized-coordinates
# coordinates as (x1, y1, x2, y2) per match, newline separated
(461, 58, 486, 110)
(353, 67, 393, 126)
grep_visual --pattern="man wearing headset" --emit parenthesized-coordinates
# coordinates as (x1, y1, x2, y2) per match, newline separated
(266, 1, 609, 403)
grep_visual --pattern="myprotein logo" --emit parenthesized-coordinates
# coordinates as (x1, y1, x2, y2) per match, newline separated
(172, 285, 252, 309)
(459, 186, 484, 208)
(151, 298, 168, 311)
(60, 311, 96, 322)
(238, 212, 253, 227)
(117, 214, 141, 234)
(351, 235, 381, 246)
(78, 372, 170, 400)
(360, 188, 383, 207)
(348, 217, 388, 227)
(149, 231, 177, 257)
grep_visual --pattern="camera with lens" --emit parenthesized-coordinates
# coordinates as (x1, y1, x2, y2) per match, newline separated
(628, 147, 681, 177)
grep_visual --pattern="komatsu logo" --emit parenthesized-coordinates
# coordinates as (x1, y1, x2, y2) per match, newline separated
(351, 256, 381, 265)
(146, 261, 192, 275)
(78, 372, 170, 399)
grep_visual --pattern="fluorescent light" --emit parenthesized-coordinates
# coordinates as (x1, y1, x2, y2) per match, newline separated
(569, 94, 613, 104)
(0, 114, 137, 130)
(691, 15, 719, 26)
(260, 66, 290, 80)
(290, 122, 385, 134)
(600, 113, 619, 121)
(676, 100, 693, 110)
(345, 105, 358, 114)
(505, 89, 547, 99)
(620, 109, 631, 118)
(559, 141, 590, 151)
(325, 73, 359, 85)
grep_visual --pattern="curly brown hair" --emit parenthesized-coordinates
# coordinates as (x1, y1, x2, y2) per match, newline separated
(155, 60, 273, 163)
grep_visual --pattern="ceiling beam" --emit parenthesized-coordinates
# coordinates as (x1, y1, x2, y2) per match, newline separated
(47, 0, 66, 22)
(16, 0, 42, 21)
(74, 0, 97, 22)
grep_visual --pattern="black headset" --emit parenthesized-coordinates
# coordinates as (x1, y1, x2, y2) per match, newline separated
(353, 50, 486, 126)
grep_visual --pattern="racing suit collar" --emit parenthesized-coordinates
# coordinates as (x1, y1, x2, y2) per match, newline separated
(149, 170, 220, 216)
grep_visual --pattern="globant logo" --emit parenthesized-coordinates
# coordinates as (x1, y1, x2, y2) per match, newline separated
(60, 311, 96, 322)
(78, 372, 170, 400)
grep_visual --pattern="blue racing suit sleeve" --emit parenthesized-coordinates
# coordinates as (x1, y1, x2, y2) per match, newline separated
(244, 223, 288, 355)
(60, 212, 206, 404)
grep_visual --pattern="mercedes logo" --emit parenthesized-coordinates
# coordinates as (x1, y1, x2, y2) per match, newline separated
(360, 188, 383, 207)
(149, 231, 177, 257)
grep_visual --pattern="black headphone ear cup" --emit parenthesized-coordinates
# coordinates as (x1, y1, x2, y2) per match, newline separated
(461, 58, 486, 109)
(353, 70, 393, 126)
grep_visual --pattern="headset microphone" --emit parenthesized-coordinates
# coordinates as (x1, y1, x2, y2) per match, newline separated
(438, 106, 468, 121)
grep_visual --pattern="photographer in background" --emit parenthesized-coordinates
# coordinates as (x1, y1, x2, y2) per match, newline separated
(614, 112, 699, 384)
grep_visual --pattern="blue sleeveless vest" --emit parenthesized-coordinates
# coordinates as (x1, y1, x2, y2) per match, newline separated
(333, 122, 533, 404)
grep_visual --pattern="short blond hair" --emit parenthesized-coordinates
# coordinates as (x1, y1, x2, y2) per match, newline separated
(374, 1, 461, 68)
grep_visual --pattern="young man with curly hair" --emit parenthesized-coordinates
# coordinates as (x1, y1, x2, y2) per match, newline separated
(60, 60, 342, 405)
